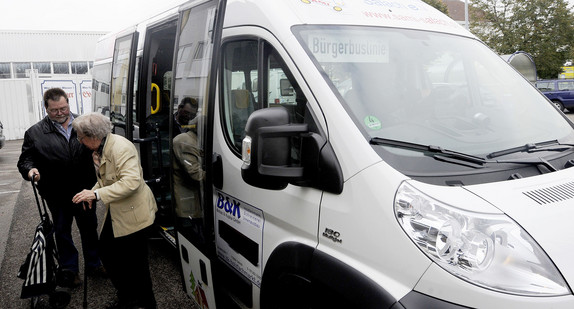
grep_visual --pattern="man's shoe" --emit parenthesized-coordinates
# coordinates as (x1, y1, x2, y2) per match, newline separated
(87, 265, 107, 278)
(58, 271, 82, 288)
(71, 272, 82, 287)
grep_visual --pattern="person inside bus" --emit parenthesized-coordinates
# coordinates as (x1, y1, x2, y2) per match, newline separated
(172, 97, 198, 135)
(172, 97, 205, 245)
(17, 87, 104, 288)
(71, 113, 158, 309)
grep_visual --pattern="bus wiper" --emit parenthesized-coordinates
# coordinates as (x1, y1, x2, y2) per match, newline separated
(486, 140, 574, 159)
(370, 137, 487, 167)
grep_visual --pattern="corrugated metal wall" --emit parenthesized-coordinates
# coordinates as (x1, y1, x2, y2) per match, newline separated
(0, 31, 105, 61)
(0, 80, 37, 140)
(0, 31, 108, 141)
(0, 74, 94, 141)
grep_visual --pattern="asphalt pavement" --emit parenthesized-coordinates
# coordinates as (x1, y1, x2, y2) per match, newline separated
(0, 139, 198, 309)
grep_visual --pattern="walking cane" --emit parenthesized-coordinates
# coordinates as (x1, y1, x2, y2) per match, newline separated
(83, 266, 88, 308)
(83, 201, 89, 309)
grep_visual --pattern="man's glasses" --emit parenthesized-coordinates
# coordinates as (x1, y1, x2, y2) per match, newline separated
(47, 106, 69, 114)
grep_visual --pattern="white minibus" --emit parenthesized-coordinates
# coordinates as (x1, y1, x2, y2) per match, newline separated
(91, 0, 574, 307)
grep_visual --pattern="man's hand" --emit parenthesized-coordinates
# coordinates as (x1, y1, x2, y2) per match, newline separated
(28, 168, 40, 182)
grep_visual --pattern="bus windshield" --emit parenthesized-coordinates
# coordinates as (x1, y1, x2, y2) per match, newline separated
(293, 25, 574, 157)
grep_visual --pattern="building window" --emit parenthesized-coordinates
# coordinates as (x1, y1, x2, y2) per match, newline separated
(53, 62, 69, 74)
(0, 63, 11, 79)
(14, 62, 31, 78)
(33, 62, 51, 74)
(71, 61, 88, 74)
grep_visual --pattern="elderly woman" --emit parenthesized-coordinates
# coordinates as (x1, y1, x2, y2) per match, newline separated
(72, 112, 157, 309)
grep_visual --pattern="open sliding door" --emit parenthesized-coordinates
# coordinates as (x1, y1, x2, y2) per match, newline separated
(170, 0, 225, 308)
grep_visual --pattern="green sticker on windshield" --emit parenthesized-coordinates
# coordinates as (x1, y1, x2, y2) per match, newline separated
(364, 116, 381, 130)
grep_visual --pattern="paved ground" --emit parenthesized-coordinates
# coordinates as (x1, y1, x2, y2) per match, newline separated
(0, 139, 198, 309)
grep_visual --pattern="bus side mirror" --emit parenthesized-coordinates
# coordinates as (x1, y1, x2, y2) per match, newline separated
(241, 106, 344, 194)
(241, 107, 307, 190)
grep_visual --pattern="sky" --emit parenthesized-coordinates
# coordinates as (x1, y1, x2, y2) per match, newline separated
(0, 0, 188, 32)
(2, 0, 574, 33)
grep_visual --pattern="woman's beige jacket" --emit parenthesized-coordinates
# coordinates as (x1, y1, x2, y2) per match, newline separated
(92, 133, 157, 237)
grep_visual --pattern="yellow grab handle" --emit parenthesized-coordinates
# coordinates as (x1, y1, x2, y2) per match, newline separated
(151, 83, 160, 114)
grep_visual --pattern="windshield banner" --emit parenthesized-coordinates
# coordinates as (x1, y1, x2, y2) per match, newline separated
(307, 33, 389, 63)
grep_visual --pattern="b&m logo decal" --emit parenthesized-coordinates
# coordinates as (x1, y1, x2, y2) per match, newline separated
(216, 193, 241, 220)
(214, 191, 264, 287)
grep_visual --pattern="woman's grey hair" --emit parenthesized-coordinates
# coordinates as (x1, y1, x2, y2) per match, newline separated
(72, 112, 112, 140)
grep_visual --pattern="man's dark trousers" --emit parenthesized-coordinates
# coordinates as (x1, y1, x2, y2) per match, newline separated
(47, 197, 100, 273)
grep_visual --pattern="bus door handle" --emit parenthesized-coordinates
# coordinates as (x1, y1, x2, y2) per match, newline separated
(151, 83, 160, 114)
(213, 153, 223, 189)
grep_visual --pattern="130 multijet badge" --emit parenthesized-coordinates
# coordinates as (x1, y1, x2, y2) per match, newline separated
(322, 227, 342, 243)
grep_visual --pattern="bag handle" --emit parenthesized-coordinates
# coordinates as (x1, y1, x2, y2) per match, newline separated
(30, 175, 49, 218)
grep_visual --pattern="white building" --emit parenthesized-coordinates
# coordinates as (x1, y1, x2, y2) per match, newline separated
(0, 30, 107, 140)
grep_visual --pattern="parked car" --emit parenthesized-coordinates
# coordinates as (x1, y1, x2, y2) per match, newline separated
(535, 79, 574, 112)
(0, 121, 5, 149)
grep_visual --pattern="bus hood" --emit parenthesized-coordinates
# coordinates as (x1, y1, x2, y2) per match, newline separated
(464, 168, 574, 286)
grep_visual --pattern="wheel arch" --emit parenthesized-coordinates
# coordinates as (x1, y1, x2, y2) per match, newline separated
(260, 242, 400, 309)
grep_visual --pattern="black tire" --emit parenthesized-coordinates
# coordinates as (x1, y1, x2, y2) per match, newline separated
(552, 100, 564, 112)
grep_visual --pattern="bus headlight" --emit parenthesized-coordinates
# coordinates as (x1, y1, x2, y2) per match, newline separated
(394, 181, 569, 296)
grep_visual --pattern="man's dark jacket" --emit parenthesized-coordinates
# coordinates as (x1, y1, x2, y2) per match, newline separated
(17, 115, 96, 201)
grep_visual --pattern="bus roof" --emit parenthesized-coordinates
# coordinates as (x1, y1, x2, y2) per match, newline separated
(95, 0, 473, 63)
(224, 0, 472, 37)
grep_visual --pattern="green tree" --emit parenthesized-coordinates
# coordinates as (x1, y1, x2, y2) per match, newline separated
(470, 0, 574, 79)
(422, 0, 449, 14)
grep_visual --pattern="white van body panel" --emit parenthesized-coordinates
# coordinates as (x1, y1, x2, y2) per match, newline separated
(465, 167, 574, 286)
(318, 160, 428, 298)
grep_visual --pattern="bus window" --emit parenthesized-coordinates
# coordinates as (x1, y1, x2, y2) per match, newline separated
(221, 40, 307, 153)
(110, 33, 137, 138)
(222, 40, 258, 148)
(92, 62, 111, 115)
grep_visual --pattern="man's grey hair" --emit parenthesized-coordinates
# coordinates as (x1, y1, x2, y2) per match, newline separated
(72, 112, 112, 140)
